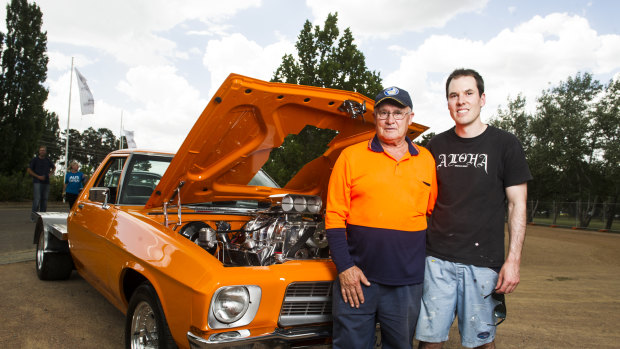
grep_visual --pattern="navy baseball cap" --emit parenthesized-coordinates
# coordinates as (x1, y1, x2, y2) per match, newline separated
(374, 86, 412, 109)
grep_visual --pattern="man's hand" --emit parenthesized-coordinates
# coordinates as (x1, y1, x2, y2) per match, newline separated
(496, 259, 520, 294)
(338, 266, 370, 308)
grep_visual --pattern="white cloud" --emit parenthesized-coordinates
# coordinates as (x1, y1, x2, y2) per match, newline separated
(305, 0, 489, 38)
(384, 13, 620, 134)
(116, 65, 208, 151)
(47, 51, 96, 72)
(36, 0, 261, 66)
(45, 65, 207, 152)
(202, 33, 294, 96)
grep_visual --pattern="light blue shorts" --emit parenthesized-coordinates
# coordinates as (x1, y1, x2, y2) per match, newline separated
(415, 256, 500, 348)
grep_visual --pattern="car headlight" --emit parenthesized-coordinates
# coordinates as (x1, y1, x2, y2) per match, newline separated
(208, 285, 262, 329)
(212, 286, 250, 323)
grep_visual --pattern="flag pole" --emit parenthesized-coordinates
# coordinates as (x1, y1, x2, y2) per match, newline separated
(64, 57, 74, 172)
(119, 110, 123, 150)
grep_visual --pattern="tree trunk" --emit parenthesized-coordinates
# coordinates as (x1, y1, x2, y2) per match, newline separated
(529, 199, 538, 223)
(605, 196, 617, 230)
(579, 195, 598, 228)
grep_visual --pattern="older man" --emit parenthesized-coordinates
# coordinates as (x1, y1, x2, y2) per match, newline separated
(326, 86, 437, 349)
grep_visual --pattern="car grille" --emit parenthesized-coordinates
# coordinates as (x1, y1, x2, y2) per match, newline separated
(279, 281, 333, 326)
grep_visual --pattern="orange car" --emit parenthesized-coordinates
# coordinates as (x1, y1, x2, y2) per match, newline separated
(33, 74, 427, 348)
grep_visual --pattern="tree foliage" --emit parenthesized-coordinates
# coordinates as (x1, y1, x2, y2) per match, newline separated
(267, 13, 382, 186)
(414, 132, 436, 147)
(271, 13, 382, 97)
(491, 72, 619, 228)
(0, 0, 51, 175)
(62, 127, 124, 175)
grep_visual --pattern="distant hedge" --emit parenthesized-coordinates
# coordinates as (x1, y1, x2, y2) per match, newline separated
(0, 174, 64, 202)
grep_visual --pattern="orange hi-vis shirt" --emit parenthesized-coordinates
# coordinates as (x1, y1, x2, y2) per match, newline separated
(325, 135, 437, 285)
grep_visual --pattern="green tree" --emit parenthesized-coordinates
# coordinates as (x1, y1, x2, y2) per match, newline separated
(0, 0, 50, 175)
(40, 111, 61, 164)
(61, 128, 84, 168)
(272, 13, 382, 97)
(592, 79, 620, 229)
(530, 72, 603, 227)
(492, 95, 552, 221)
(414, 132, 436, 147)
(491, 94, 531, 151)
(72, 127, 120, 171)
(267, 13, 382, 186)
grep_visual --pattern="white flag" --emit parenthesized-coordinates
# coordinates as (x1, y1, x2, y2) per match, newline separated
(74, 68, 95, 115)
(124, 130, 137, 148)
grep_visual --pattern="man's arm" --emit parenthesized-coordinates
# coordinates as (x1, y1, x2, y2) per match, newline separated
(325, 153, 370, 308)
(496, 182, 527, 294)
(26, 167, 44, 181)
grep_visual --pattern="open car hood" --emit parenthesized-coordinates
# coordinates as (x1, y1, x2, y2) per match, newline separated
(145, 74, 427, 209)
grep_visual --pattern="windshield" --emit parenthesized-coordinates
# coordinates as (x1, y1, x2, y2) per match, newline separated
(119, 154, 172, 205)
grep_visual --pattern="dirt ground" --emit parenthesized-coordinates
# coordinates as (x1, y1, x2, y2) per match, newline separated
(0, 224, 619, 348)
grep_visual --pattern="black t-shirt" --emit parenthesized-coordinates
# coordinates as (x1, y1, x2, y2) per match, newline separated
(427, 126, 532, 268)
(29, 156, 55, 184)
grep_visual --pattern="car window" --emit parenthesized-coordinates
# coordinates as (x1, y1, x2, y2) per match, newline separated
(93, 157, 128, 204)
(119, 154, 172, 205)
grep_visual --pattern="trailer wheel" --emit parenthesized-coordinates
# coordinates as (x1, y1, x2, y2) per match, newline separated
(35, 231, 73, 280)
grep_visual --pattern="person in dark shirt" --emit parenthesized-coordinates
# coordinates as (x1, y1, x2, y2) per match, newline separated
(326, 86, 437, 349)
(27, 145, 56, 221)
(416, 69, 532, 349)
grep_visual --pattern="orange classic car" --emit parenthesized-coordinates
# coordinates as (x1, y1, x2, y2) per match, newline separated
(33, 74, 427, 348)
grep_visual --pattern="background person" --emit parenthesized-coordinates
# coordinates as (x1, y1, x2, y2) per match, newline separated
(416, 68, 532, 349)
(326, 86, 437, 349)
(27, 145, 55, 221)
(63, 160, 86, 209)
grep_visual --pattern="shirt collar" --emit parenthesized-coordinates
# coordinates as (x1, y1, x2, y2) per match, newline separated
(368, 134, 419, 156)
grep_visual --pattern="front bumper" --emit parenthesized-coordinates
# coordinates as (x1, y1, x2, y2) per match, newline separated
(187, 325, 332, 348)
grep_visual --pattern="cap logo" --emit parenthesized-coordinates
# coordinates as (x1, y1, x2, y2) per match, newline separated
(384, 87, 399, 96)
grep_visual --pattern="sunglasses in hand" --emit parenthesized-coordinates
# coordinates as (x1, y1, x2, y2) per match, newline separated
(484, 291, 507, 326)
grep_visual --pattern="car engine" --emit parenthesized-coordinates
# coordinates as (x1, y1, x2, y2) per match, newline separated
(178, 194, 330, 267)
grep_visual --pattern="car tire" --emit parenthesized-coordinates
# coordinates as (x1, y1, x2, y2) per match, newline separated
(125, 282, 177, 349)
(35, 231, 73, 281)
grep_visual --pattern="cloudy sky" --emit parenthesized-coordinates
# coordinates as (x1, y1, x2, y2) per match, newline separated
(2, 0, 619, 153)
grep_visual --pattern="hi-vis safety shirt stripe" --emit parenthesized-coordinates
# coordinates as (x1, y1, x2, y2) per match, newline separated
(325, 135, 437, 285)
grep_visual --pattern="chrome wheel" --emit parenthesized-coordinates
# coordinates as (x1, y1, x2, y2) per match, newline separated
(130, 300, 159, 348)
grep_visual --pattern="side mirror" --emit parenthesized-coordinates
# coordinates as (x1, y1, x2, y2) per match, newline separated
(89, 187, 110, 209)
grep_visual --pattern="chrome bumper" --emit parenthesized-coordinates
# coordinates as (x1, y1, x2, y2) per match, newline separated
(187, 325, 331, 348)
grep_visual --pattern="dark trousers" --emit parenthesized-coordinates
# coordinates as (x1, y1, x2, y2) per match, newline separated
(31, 182, 50, 221)
(332, 278, 423, 349)
(66, 192, 79, 209)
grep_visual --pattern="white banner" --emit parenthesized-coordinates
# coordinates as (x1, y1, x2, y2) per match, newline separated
(74, 68, 94, 115)
(124, 130, 137, 148)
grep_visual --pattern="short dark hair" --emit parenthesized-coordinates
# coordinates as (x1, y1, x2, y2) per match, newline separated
(445, 68, 484, 99)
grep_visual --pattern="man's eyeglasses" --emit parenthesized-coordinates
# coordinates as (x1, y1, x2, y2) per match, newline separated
(484, 291, 506, 326)
(375, 110, 409, 120)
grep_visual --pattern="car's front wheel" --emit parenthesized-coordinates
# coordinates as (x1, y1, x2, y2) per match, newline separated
(35, 231, 73, 280)
(125, 282, 176, 349)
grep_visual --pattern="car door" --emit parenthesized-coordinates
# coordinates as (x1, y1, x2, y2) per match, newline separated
(68, 155, 127, 300)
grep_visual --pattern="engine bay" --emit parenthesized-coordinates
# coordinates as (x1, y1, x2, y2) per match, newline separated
(176, 194, 330, 266)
